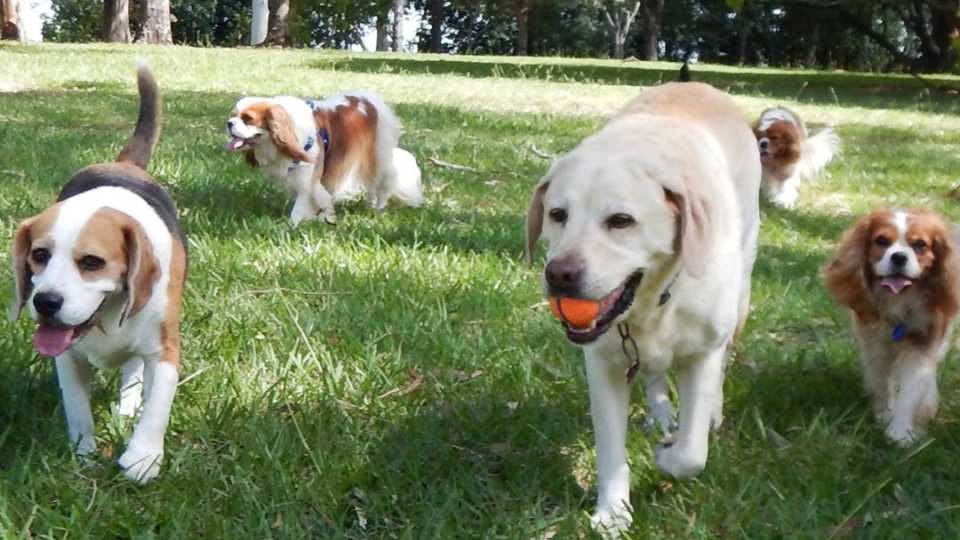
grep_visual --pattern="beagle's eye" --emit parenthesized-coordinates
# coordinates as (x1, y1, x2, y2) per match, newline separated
(874, 235, 891, 248)
(548, 208, 567, 225)
(606, 213, 636, 229)
(31, 248, 51, 265)
(77, 255, 106, 272)
(912, 240, 927, 254)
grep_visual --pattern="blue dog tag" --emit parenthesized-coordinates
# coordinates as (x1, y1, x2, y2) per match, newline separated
(892, 324, 906, 342)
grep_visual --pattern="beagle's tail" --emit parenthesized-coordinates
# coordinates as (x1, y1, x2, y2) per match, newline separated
(117, 60, 161, 170)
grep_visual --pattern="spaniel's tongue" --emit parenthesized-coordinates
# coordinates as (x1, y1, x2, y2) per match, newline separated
(32, 325, 74, 358)
(226, 137, 246, 151)
(881, 276, 912, 295)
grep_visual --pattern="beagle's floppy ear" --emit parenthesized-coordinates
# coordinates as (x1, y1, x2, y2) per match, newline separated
(10, 216, 36, 321)
(266, 105, 313, 164)
(118, 213, 160, 326)
(663, 176, 712, 279)
(525, 178, 550, 267)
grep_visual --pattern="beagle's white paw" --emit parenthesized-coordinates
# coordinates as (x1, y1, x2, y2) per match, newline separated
(590, 505, 633, 538)
(119, 444, 163, 484)
(655, 443, 706, 479)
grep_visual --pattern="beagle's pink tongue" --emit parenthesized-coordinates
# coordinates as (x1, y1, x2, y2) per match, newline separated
(226, 137, 246, 151)
(880, 276, 912, 295)
(32, 325, 74, 358)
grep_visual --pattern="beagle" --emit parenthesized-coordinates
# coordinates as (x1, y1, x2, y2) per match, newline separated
(10, 63, 187, 483)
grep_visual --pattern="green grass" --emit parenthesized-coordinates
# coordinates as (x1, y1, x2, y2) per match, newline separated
(2, 43, 960, 538)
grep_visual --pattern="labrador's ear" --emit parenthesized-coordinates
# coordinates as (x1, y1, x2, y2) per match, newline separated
(525, 179, 550, 266)
(663, 181, 711, 279)
(10, 216, 36, 320)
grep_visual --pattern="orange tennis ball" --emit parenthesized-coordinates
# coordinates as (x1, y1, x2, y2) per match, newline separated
(549, 296, 601, 329)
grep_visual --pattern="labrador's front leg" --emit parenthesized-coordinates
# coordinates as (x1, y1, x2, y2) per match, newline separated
(655, 345, 724, 479)
(585, 348, 633, 536)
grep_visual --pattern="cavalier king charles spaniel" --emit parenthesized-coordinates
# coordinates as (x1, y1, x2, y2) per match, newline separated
(753, 106, 839, 209)
(226, 91, 423, 226)
(823, 208, 960, 445)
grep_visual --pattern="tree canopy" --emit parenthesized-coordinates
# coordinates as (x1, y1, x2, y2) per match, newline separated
(34, 0, 960, 72)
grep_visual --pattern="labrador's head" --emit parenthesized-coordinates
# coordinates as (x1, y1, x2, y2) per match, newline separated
(526, 117, 713, 344)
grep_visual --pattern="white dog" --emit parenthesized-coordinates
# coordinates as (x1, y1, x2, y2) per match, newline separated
(526, 82, 760, 535)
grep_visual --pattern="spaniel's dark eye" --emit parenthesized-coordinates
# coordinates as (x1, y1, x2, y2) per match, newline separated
(31, 248, 51, 265)
(606, 213, 636, 229)
(548, 208, 567, 224)
(875, 236, 891, 247)
(240, 113, 252, 123)
(912, 240, 927, 254)
(77, 255, 105, 272)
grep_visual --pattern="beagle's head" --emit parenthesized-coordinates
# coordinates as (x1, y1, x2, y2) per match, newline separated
(11, 203, 159, 357)
(225, 98, 312, 164)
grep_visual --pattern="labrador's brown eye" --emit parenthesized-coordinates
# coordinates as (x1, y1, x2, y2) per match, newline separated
(31, 248, 51, 265)
(548, 208, 567, 225)
(875, 235, 891, 248)
(606, 213, 636, 229)
(78, 255, 106, 272)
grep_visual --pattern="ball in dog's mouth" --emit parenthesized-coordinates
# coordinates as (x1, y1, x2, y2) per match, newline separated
(552, 270, 644, 345)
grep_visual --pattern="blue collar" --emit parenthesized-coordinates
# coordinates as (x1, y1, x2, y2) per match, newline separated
(287, 100, 332, 172)
(288, 134, 316, 171)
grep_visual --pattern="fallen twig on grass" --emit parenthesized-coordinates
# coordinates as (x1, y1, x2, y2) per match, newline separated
(378, 369, 425, 400)
(428, 157, 479, 173)
(529, 144, 555, 160)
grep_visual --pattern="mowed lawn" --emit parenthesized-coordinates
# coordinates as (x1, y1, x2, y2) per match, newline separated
(2, 44, 960, 538)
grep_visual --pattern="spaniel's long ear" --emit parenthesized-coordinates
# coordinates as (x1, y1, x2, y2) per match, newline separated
(266, 105, 312, 163)
(525, 178, 550, 267)
(822, 214, 875, 322)
(10, 217, 36, 321)
(243, 149, 259, 168)
(117, 212, 160, 326)
(930, 219, 960, 319)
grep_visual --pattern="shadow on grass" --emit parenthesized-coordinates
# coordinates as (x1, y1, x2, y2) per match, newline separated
(314, 56, 960, 112)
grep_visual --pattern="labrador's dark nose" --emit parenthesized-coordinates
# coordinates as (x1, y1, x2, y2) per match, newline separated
(546, 255, 585, 295)
(33, 292, 64, 317)
(891, 252, 908, 268)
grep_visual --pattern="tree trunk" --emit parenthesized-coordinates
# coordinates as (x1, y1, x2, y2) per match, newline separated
(639, 0, 663, 61)
(603, 2, 641, 60)
(427, 0, 443, 52)
(513, 0, 530, 56)
(1, 0, 18, 40)
(103, 0, 131, 43)
(138, 0, 172, 44)
(804, 22, 819, 68)
(736, 0, 750, 65)
(375, 13, 389, 51)
(251, 0, 268, 45)
(265, 0, 290, 46)
(391, 0, 404, 51)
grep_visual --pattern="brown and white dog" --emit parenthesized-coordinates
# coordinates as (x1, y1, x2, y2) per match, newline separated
(226, 91, 423, 226)
(753, 106, 839, 209)
(526, 82, 760, 535)
(823, 208, 959, 445)
(10, 64, 187, 483)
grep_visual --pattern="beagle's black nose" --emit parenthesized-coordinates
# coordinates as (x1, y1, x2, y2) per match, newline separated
(891, 252, 908, 267)
(33, 292, 64, 317)
(546, 255, 585, 294)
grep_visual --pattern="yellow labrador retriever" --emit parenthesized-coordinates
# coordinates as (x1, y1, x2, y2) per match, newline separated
(526, 82, 760, 534)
